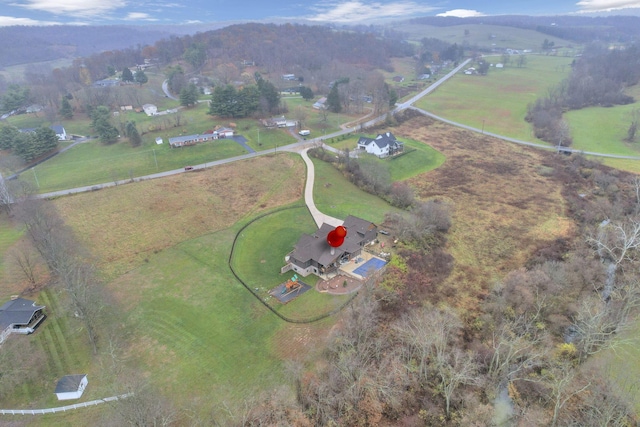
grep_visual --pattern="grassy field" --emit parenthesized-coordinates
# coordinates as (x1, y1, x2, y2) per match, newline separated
(565, 104, 640, 156)
(0, 288, 95, 410)
(311, 157, 403, 223)
(0, 215, 23, 287)
(19, 137, 248, 192)
(53, 153, 306, 278)
(401, 23, 573, 53)
(417, 55, 574, 142)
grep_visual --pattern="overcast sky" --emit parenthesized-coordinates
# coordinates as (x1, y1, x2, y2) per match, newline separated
(1, 0, 640, 27)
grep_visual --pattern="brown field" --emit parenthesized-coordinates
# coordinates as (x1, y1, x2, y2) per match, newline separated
(394, 114, 574, 317)
(53, 153, 305, 279)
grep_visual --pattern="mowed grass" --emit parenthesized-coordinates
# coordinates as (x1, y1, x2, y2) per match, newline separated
(311, 157, 403, 223)
(105, 212, 341, 409)
(54, 153, 306, 278)
(231, 206, 352, 320)
(0, 215, 23, 288)
(417, 55, 573, 142)
(565, 104, 640, 156)
(109, 227, 294, 405)
(401, 23, 572, 52)
(0, 288, 95, 410)
(20, 137, 247, 193)
(322, 134, 445, 181)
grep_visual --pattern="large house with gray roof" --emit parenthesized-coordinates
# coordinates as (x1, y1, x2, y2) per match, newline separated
(285, 215, 377, 277)
(0, 297, 46, 345)
(357, 132, 404, 158)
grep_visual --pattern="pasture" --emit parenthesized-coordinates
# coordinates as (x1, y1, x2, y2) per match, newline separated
(401, 23, 572, 53)
(417, 54, 574, 142)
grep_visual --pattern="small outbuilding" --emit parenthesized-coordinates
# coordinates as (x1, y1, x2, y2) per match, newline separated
(55, 374, 88, 400)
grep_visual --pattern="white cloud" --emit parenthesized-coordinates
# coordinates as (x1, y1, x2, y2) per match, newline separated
(9, 0, 127, 18)
(124, 12, 158, 21)
(182, 19, 203, 24)
(0, 15, 59, 26)
(307, 1, 437, 22)
(436, 9, 485, 18)
(576, 0, 640, 12)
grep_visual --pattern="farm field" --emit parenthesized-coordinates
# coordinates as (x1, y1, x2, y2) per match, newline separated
(20, 137, 248, 193)
(401, 23, 572, 53)
(564, 103, 640, 156)
(54, 153, 306, 278)
(417, 54, 574, 142)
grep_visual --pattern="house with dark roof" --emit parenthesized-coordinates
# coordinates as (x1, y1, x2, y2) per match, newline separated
(55, 374, 88, 400)
(19, 125, 67, 141)
(357, 132, 404, 158)
(285, 215, 377, 277)
(0, 297, 46, 344)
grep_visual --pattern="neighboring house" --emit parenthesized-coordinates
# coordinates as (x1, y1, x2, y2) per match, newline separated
(495, 63, 504, 68)
(55, 374, 88, 400)
(418, 74, 431, 80)
(392, 75, 405, 83)
(282, 74, 296, 81)
(19, 125, 68, 141)
(168, 127, 234, 148)
(285, 216, 377, 277)
(262, 116, 290, 128)
(142, 104, 158, 116)
(51, 125, 67, 141)
(0, 297, 46, 345)
(357, 132, 404, 158)
(313, 97, 327, 110)
(169, 133, 215, 148)
(215, 127, 234, 138)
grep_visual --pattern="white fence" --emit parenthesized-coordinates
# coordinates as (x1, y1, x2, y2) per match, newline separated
(0, 393, 133, 415)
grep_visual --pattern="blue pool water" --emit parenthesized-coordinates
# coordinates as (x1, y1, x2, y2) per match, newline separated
(353, 257, 387, 277)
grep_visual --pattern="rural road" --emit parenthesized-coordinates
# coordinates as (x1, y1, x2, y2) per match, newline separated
(162, 80, 179, 101)
(34, 58, 640, 199)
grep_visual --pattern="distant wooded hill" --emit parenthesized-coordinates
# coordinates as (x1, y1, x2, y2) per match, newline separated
(407, 15, 640, 43)
(0, 26, 172, 68)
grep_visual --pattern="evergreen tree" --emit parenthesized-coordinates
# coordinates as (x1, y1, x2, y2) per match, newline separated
(180, 83, 199, 107)
(327, 83, 342, 113)
(299, 86, 314, 101)
(60, 97, 73, 119)
(125, 121, 142, 147)
(91, 106, 119, 144)
(0, 125, 19, 150)
(209, 84, 260, 118)
(134, 70, 148, 86)
(257, 77, 280, 114)
(121, 67, 134, 83)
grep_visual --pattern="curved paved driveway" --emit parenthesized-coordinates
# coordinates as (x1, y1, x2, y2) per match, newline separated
(298, 148, 342, 228)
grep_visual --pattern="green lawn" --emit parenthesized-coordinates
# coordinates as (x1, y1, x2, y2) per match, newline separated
(311, 157, 402, 224)
(0, 215, 22, 279)
(564, 103, 640, 157)
(418, 55, 573, 142)
(0, 288, 94, 409)
(230, 206, 352, 320)
(324, 135, 445, 181)
(19, 137, 248, 192)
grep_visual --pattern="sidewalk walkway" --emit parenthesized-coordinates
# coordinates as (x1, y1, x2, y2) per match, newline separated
(0, 393, 133, 415)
